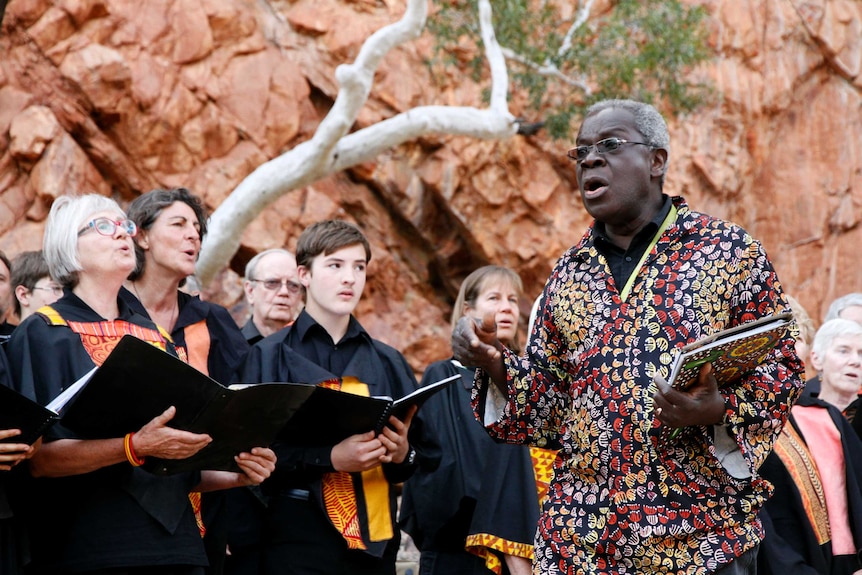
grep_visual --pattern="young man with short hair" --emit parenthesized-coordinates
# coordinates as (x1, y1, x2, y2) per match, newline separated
(235, 220, 436, 575)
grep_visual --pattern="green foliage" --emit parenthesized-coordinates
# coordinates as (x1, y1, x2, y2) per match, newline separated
(426, 0, 713, 139)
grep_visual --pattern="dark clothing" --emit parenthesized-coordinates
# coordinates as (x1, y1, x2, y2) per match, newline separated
(261, 493, 399, 575)
(0, 346, 27, 575)
(594, 193, 672, 287)
(758, 394, 862, 575)
(235, 310, 438, 574)
(400, 360, 540, 572)
(120, 288, 249, 386)
(240, 320, 263, 347)
(848, 396, 862, 440)
(802, 374, 821, 398)
(226, 320, 268, 575)
(417, 551, 490, 575)
(713, 546, 759, 575)
(6, 291, 207, 574)
(121, 288, 249, 575)
(0, 321, 14, 346)
(79, 568, 204, 575)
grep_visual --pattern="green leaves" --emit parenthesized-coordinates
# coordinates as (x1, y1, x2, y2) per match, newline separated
(427, 0, 713, 139)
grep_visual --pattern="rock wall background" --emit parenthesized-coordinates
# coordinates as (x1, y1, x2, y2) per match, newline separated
(1, 0, 861, 372)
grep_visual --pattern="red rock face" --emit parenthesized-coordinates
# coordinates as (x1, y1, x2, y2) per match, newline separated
(1, 0, 861, 372)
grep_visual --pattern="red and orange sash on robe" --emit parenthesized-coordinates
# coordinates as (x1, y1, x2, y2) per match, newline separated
(319, 377, 393, 550)
(39, 306, 204, 534)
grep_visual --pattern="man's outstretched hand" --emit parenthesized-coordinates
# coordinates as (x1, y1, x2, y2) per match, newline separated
(451, 311, 507, 392)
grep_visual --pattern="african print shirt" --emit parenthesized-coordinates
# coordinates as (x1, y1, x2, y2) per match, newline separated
(475, 196, 804, 574)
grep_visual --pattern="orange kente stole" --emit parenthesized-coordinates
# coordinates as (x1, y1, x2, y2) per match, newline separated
(319, 377, 393, 550)
(181, 320, 212, 537)
(773, 422, 831, 545)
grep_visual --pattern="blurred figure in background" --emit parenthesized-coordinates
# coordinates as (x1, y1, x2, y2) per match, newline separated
(824, 293, 862, 324)
(758, 318, 862, 575)
(241, 249, 304, 346)
(806, 293, 862, 397)
(401, 265, 544, 575)
(786, 295, 817, 381)
(11, 251, 62, 323)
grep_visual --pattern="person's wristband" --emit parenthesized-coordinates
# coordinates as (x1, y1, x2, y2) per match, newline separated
(124, 432, 146, 466)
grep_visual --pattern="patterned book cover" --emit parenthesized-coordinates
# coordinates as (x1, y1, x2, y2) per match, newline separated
(668, 313, 794, 391)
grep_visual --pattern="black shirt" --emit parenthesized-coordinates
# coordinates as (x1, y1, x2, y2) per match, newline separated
(237, 310, 436, 489)
(594, 194, 672, 288)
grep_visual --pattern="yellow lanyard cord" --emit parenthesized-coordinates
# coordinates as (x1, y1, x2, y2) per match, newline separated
(619, 205, 678, 301)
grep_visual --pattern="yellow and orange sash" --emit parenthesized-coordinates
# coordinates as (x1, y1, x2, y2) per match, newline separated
(465, 446, 554, 574)
(319, 377, 393, 550)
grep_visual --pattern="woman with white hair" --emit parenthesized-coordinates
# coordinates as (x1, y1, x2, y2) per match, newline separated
(6, 194, 275, 575)
(757, 318, 862, 575)
(809, 318, 862, 414)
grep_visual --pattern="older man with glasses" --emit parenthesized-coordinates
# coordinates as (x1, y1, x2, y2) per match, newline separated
(452, 99, 803, 575)
(241, 248, 304, 345)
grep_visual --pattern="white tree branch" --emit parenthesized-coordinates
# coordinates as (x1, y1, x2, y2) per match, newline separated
(559, 0, 596, 57)
(500, 47, 591, 94)
(196, 0, 517, 283)
(496, 0, 595, 95)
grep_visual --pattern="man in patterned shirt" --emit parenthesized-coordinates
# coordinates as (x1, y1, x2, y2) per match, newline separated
(452, 99, 804, 574)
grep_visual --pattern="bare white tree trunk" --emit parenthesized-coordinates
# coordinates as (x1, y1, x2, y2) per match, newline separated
(196, 0, 518, 284)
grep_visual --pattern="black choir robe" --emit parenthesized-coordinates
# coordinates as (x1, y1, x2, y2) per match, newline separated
(235, 310, 440, 559)
(121, 287, 249, 575)
(0, 345, 27, 575)
(399, 359, 540, 569)
(6, 291, 206, 574)
(758, 394, 862, 575)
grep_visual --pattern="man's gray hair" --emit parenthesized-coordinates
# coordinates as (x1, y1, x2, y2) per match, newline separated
(585, 99, 671, 152)
(244, 248, 295, 281)
(824, 292, 862, 322)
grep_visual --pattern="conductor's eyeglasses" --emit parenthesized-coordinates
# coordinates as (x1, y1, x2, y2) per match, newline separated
(567, 137, 651, 163)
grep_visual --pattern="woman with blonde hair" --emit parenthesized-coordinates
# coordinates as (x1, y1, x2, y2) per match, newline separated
(400, 265, 542, 575)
